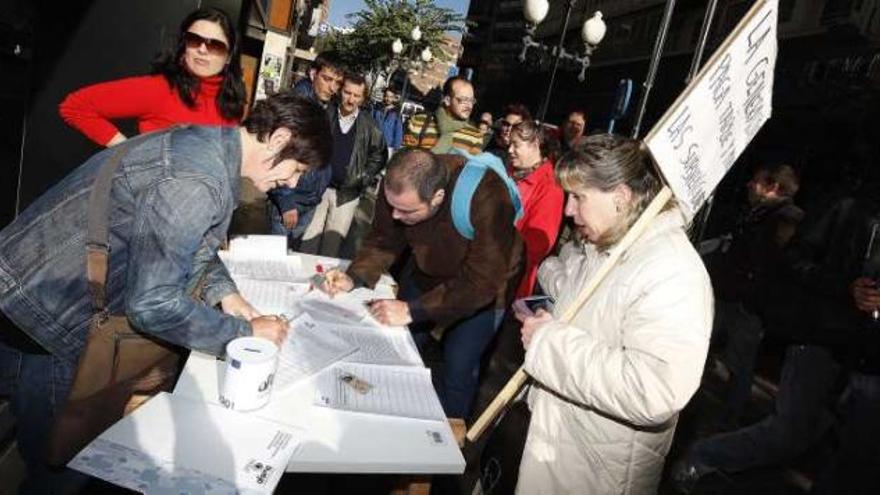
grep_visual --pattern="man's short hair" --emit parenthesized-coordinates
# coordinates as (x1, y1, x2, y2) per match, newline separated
(344, 72, 367, 88)
(442, 76, 472, 98)
(503, 103, 532, 121)
(384, 86, 398, 95)
(567, 109, 587, 121)
(757, 163, 800, 198)
(312, 50, 344, 75)
(385, 149, 449, 203)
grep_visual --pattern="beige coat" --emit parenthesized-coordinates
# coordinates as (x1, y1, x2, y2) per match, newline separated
(517, 209, 713, 494)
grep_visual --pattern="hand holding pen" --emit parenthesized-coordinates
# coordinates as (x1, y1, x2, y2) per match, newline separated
(365, 299, 412, 326)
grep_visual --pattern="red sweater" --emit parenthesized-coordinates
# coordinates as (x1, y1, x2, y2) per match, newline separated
(59, 74, 237, 146)
(513, 160, 565, 298)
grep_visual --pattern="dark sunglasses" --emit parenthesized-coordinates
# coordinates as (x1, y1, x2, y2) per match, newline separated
(183, 31, 229, 56)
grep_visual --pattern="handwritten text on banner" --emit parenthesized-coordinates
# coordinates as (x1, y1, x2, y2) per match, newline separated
(645, 0, 778, 219)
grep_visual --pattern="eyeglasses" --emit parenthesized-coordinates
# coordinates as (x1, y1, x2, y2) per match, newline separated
(500, 120, 518, 128)
(453, 96, 477, 105)
(183, 31, 229, 56)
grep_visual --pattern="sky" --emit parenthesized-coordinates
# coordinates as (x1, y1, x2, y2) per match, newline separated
(327, 0, 471, 28)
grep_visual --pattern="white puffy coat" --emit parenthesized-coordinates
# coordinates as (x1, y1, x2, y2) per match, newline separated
(516, 209, 713, 494)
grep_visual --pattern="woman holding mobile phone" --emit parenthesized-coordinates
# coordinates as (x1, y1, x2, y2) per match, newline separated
(514, 134, 713, 494)
(59, 7, 246, 147)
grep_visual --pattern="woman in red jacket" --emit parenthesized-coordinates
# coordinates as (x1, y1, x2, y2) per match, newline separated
(508, 120, 566, 298)
(59, 7, 246, 147)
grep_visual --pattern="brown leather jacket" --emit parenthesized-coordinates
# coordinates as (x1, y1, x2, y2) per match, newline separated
(347, 154, 524, 327)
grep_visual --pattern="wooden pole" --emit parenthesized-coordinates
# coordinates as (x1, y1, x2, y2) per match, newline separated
(466, 185, 674, 442)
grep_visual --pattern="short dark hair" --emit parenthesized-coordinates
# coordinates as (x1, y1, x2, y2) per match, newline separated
(243, 93, 333, 170)
(384, 86, 398, 95)
(384, 149, 449, 203)
(567, 109, 587, 121)
(152, 7, 246, 121)
(442, 76, 472, 98)
(756, 163, 800, 197)
(344, 72, 367, 88)
(312, 51, 344, 75)
(503, 103, 532, 122)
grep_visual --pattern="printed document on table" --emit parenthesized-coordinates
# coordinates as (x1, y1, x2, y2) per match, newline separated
(276, 314, 359, 391)
(293, 287, 398, 327)
(319, 321, 422, 367)
(315, 363, 446, 421)
(219, 251, 305, 282)
(234, 278, 310, 315)
(69, 392, 301, 495)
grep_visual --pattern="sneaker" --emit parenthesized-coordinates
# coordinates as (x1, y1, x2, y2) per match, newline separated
(669, 457, 716, 494)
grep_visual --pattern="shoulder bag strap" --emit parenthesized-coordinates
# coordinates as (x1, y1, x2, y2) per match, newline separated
(86, 145, 130, 312)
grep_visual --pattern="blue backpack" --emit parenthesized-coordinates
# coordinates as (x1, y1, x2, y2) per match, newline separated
(449, 149, 524, 240)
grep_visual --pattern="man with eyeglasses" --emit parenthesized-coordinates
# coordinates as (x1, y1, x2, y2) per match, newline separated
(403, 76, 485, 155)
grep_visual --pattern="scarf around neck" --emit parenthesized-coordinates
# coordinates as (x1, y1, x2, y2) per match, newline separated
(431, 107, 470, 153)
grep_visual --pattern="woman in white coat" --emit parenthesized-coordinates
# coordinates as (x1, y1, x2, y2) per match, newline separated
(516, 134, 713, 494)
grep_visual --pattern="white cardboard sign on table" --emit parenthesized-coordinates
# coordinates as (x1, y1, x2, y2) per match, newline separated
(644, 0, 779, 220)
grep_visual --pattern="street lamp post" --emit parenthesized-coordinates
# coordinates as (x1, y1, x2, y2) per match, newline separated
(391, 26, 433, 115)
(519, 0, 607, 122)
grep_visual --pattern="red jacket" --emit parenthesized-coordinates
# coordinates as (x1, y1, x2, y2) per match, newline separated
(59, 74, 237, 146)
(513, 159, 565, 298)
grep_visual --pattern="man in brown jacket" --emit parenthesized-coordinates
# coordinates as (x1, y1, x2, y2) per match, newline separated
(323, 148, 524, 418)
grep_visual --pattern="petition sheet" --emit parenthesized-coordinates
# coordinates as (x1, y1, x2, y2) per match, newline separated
(219, 251, 305, 283)
(320, 321, 422, 366)
(234, 278, 310, 315)
(315, 363, 446, 421)
(69, 392, 300, 495)
(276, 315, 358, 391)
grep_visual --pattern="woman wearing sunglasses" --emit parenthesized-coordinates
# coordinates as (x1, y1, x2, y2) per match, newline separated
(59, 7, 245, 147)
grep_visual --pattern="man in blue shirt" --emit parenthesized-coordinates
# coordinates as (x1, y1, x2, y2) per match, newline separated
(371, 86, 404, 156)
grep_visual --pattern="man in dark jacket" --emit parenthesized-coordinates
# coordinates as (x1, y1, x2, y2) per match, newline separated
(320, 149, 524, 418)
(704, 163, 803, 425)
(675, 186, 880, 494)
(267, 51, 343, 245)
(300, 73, 387, 257)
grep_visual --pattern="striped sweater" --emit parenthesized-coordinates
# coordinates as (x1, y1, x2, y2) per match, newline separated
(403, 112, 485, 155)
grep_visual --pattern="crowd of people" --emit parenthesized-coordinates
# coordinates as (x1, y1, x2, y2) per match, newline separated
(0, 5, 878, 495)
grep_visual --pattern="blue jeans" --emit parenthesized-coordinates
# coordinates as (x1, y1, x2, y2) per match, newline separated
(266, 200, 316, 250)
(812, 372, 880, 494)
(399, 278, 504, 419)
(714, 301, 765, 426)
(0, 338, 88, 494)
(690, 345, 841, 472)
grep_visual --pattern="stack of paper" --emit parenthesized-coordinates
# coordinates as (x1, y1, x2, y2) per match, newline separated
(228, 235, 287, 258)
(69, 392, 301, 494)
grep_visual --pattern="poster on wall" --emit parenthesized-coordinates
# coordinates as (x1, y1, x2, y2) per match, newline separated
(255, 31, 291, 101)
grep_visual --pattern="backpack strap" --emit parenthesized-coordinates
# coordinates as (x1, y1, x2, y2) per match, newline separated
(449, 150, 524, 240)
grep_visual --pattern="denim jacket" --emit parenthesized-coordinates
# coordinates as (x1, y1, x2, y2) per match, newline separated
(0, 126, 250, 363)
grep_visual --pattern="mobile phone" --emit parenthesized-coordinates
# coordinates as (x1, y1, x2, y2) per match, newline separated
(512, 295, 556, 316)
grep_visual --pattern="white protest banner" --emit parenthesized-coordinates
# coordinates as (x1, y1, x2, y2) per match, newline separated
(645, 0, 779, 220)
